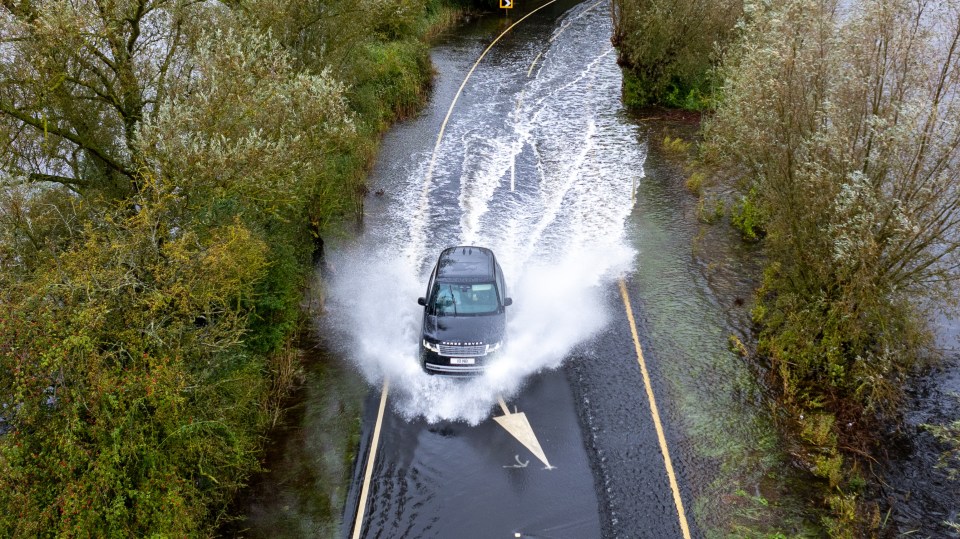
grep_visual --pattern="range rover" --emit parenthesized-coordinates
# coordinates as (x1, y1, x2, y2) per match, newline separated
(417, 246, 512, 375)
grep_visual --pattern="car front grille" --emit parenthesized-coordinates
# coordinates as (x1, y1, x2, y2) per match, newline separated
(438, 343, 487, 357)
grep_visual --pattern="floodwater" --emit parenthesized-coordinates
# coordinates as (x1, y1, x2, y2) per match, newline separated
(881, 312, 960, 537)
(229, 0, 960, 537)
(322, 0, 816, 533)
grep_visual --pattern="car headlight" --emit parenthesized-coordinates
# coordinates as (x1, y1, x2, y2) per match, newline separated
(422, 339, 440, 353)
(486, 341, 503, 353)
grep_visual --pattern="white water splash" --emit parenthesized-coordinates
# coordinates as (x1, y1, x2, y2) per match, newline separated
(323, 2, 644, 424)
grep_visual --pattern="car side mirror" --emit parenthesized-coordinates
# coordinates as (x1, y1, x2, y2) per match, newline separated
(503, 297, 513, 307)
(417, 297, 426, 306)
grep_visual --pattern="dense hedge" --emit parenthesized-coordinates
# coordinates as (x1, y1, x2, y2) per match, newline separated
(704, 0, 960, 534)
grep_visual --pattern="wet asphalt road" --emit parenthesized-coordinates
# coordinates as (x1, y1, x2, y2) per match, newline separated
(234, 0, 960, 535)
(341, 2, 695, 537)
(357, 370, 603, 538)
(344, 288, 695, 539)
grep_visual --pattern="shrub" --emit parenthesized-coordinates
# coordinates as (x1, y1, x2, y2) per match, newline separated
(685, 172, 707, 194)
(611, 0, 742, 110)
(730, 189, 764, 241)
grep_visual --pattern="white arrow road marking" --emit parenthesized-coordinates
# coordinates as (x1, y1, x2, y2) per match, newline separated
(494, 397, 555, 469)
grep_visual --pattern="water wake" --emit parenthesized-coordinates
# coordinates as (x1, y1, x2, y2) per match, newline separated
(323, 2, 643, 423)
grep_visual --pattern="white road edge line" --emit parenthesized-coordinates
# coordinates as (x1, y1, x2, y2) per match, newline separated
(619, 279, 693, 539)
(351, 379, 390, 539)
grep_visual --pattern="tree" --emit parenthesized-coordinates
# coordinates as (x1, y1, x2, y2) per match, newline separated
(706, 0, 960, 414)
(0, 0, 211, 197)
(0, 184, 272, 535)
(610, 0, 742, 108)
(0, 1, 358, 534)
(134, 25, 356, 226)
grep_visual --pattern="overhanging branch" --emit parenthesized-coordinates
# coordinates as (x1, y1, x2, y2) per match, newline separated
(0, 100, 134, 182)
(27, 172, 89, 188)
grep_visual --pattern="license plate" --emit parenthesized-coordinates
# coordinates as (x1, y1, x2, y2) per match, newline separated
(450, 357, 475, 365)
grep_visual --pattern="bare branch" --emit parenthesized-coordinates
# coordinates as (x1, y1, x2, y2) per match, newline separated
(27, 172, 89, 188)
(0, 99, 133, 180)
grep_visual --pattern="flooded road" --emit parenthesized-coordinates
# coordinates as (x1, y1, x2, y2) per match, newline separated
(353, 371, 603, 538)
(234, 0, 836, 537)
(881, 314, 960, 537)
(324, 0, 814, 536)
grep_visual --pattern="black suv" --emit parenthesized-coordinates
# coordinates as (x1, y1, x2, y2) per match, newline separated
(417, 246, 512, 375)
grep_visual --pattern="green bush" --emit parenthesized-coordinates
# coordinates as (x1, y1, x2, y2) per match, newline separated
(0, 193, 272, 535)
(349, 39, 432, 130)
(685, 172, 706, 194)
(662, 136, 693, 154)
(730, 189, 765, 241)
(611, 0, 741, 110)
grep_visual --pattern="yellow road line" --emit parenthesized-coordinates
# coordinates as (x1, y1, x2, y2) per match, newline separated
(527, 51, 544, 77)
(408, 0, 563, 265)
(420, 0, 561, 195)
(548, 0, 604, 42)
(351, 379, 390, 539)
(618, 279, 692, 539)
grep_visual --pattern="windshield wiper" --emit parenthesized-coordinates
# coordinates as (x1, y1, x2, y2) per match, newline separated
(447, 284, 458, 315)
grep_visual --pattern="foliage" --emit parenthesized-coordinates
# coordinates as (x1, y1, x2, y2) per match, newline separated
(696, 195, 725, 223)
(348, 40, 433, 129)
(662, 135, 693, 154)
(709, 0, 960, 415)
(136, 26, 356, 224)
(0, 0, 453, 533)
(924, 405, 960, 480)
(0, 0, 207, 197)
(730, 188, 764, 241)
(705, 0, 960, 531)
(0, 186, 271, 535)
(685, 171, 706, 194)
(611, 0, 742, 110)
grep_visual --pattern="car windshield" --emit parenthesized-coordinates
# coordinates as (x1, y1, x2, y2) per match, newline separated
(431, 282, 499, 315)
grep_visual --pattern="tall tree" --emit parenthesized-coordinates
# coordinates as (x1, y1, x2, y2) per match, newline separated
(707, 0, 960, 412)
(0, 1, 357, 535)
(0, 0, 203, 196)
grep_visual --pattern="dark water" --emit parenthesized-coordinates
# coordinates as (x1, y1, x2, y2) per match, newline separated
(224, 333, 367, 537)
(881, 313, 960, 538)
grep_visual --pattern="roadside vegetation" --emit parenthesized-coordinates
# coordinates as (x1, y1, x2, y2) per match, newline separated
(705, 0, 960, 534)
(0, 0, 484, 534)
(615, 0, 960, 536)
(610, 0, 742, 109)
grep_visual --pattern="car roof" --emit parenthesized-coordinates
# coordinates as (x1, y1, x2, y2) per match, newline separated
(435, 246, 496, 283)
